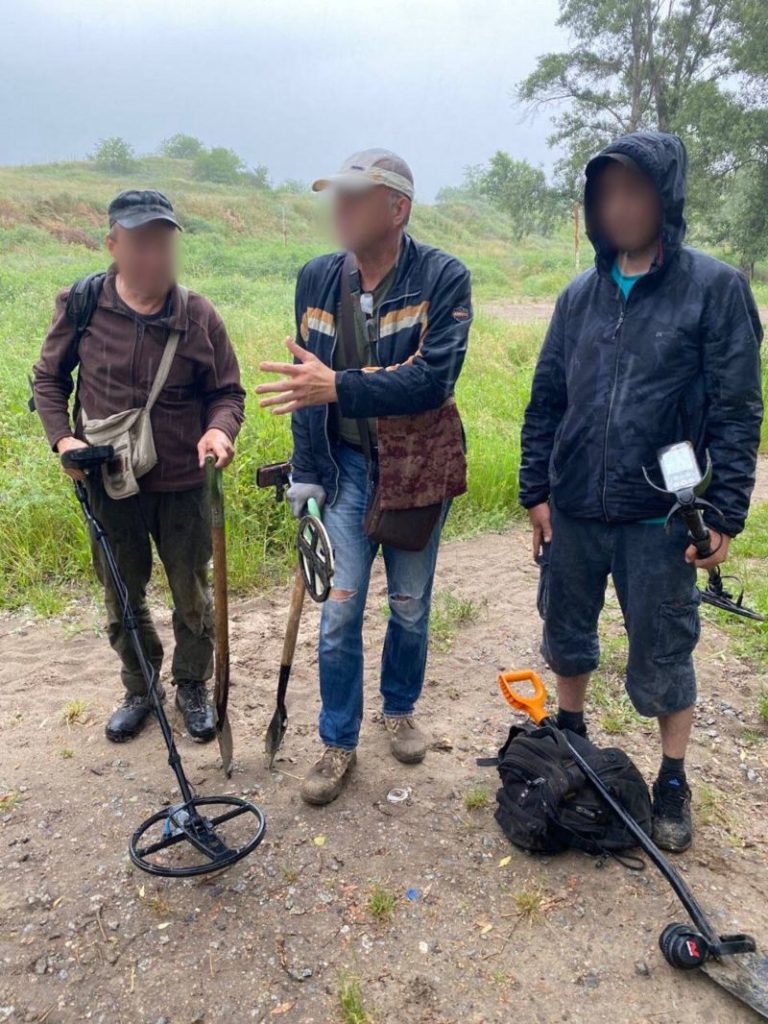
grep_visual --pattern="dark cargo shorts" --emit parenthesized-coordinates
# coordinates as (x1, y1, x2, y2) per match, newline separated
(538, 504, 700, 718)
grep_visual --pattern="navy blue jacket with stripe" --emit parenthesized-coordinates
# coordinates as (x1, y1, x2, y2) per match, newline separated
(290, 234, 473, 503)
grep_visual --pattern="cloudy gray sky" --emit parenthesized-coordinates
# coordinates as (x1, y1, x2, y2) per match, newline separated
(0, 0, 567, 199)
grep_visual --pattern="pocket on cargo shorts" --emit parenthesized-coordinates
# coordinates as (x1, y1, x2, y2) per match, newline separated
(653, 595, 701, 665)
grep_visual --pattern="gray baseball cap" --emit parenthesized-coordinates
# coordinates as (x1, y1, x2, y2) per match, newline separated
(312, 148, 414, 200)
(108, 189, 183, 231)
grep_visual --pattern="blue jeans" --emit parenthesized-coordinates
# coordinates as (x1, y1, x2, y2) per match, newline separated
(318, 443, 448, 750)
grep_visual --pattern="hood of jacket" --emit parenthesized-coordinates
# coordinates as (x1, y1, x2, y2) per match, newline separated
(584, 131, 688, 272)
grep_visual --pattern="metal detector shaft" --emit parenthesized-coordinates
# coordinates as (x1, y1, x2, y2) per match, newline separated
(546, 714, 720, 947)
(73, 480, 196, 811)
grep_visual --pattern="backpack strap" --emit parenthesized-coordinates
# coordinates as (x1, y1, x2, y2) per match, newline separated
(339, 256, 374, 463)
(144, 285, 188, 412)
(28, 271, 106, 414)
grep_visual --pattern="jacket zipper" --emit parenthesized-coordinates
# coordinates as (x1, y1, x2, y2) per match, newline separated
(601, 300, 626, 520)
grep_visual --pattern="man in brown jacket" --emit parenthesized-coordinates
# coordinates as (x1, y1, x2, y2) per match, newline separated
(34, 189, 245, 743)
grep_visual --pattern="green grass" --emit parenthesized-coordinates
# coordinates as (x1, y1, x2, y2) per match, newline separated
(0, 158, 552, 611)
(703, 505, 768, 676)
(366, 882, 397, 921)
(429, 591, 484, 652)
(0, 791, 22, 814)
(513, 883, 549, 923)
(61, 699, 89, 725)
(464, 786, 490, 811)
(338, 974, 374, 1024)
(2, 155, 767, 611)
(588, 627, 643, 735)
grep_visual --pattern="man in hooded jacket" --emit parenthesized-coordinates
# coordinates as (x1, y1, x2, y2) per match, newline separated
(519, 131, 763, 852)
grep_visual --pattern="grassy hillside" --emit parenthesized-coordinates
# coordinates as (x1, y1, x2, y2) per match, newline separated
(0, 157, 765, 613)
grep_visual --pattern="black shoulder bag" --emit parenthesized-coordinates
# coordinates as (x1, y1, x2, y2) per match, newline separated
(338, 256, 442, 551)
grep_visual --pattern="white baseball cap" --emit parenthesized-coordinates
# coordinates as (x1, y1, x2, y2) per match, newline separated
(312, 148, 414, 200)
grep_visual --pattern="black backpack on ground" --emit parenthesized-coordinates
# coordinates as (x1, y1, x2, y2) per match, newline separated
(492, 722, 652, 857)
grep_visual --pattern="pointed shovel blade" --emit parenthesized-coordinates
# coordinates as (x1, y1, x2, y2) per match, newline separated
(216, 712, 234, 778)
(264, 703, 288, 769)
(703, 951, 768, 1019)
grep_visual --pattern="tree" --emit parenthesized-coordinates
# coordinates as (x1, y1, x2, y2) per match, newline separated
(192, 147, 246, 184)
(160, 133, 205, 159)
(243, 164, 271, 189)
(517, 0, 745, 202)
(90, 137, 137, 174)
(477, 153, 562, 239)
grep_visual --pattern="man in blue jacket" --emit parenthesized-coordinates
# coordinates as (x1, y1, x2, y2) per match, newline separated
(258, 149, 472, 805)
(520, 131, 763, 852)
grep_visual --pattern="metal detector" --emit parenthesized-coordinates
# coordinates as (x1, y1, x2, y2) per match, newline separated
(62, 445, 266, 877)
(643, 441, 764, 622)
(498, 669, 768, 1018)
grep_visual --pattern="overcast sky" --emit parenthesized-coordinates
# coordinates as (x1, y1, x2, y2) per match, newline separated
(0, 0, 568, 199)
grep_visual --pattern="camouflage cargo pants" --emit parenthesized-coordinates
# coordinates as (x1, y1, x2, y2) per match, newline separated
(87, 477, 213, 696)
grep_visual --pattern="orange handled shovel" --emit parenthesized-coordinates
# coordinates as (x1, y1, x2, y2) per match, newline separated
(498, 668, 551, 725)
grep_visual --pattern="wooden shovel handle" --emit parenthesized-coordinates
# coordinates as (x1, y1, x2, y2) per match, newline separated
(282, 569, 307, 667)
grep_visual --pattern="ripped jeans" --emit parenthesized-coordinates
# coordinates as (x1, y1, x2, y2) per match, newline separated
(318, 442, 449, 750)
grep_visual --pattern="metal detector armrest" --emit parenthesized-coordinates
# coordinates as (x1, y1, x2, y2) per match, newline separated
(257, 460, 292, 502)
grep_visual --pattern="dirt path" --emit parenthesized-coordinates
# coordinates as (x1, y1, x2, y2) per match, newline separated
(2, 519, 768, 1024)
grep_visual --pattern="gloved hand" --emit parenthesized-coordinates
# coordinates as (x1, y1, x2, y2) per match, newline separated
(287, 482, 326, 519)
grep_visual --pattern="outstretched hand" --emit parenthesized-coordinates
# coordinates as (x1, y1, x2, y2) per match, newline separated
(257, 337, 338, 415)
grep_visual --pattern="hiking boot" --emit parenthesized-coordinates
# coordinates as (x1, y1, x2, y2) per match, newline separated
(175, 680, 216, 743)
(384, 715, 428, 764)
(300, 746, 357, 806)
(652, 777, 693, 853)
(106, 687, 164, 743)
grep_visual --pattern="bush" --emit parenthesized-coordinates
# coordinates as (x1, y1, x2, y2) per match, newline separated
(193, 147, 246, 184)
(159, 133, 205, 159)
(243, 164, 271, 190)
(90, 137, 137, 174)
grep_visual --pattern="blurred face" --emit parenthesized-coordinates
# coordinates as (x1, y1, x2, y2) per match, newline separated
(106, 220, 178, 294)
(331, 185, 410, 252)
(594, 161, 662, 253)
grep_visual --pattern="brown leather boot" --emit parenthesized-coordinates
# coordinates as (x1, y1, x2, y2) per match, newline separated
(300, 746, 357, 805)
(384, 715, 428, 764)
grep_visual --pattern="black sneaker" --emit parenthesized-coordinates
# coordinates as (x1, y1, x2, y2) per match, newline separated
(175, 681, 216, 743)
(106, 687, 164, 743)
(652, 776, 693, 853)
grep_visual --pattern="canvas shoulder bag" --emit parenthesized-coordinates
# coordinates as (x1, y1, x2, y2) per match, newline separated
(82, 286, 188, 499)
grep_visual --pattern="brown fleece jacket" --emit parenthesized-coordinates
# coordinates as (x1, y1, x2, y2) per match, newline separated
(33, 270, 245, 491)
